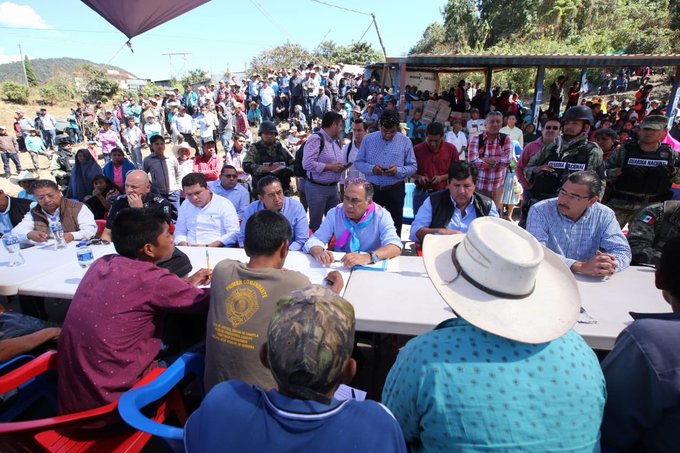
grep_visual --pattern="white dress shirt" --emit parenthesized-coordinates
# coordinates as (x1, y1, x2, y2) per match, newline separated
(174, 194, 239, 246)
(12, 205, 97, 243)
(172, 114, 195, 135)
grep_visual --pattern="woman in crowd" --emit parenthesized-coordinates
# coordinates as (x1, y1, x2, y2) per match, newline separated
(66, 149, 102, 201)
(84, 175, 119, 219)
(102, 147, 136, 192)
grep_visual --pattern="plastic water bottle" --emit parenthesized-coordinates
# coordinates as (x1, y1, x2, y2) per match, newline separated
(2, 229, 25, 267)
(49, 219, 67, 249)
(76, 242, 94, 270)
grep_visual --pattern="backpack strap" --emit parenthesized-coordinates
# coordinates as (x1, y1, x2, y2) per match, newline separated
(346, 140, 353, 164)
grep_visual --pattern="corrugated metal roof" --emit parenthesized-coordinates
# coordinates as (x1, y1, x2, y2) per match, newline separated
(371, 53, 680, 70)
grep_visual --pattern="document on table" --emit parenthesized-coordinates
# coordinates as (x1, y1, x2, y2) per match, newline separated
(334, 384, 367, 401)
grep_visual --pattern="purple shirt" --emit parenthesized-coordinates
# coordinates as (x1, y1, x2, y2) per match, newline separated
(97, 129, 119, 155)
(57, 255, 209, 414)
(301, 129, 342, 183)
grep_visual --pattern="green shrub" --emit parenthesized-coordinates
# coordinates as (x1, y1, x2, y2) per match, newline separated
(2, 81, 29, 104)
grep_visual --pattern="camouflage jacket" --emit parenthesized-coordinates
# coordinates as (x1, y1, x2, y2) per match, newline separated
(628, 200, 680, 265)
(243, 140, 295, 194)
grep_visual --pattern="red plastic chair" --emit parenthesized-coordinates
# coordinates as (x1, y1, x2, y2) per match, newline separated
(95, 220, 106, 238)
(0, 351, 188, 453)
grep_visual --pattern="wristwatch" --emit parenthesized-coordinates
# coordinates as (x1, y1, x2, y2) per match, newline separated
(370, 252, 380, 264)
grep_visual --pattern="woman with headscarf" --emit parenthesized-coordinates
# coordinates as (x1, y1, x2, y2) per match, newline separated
(66, 149, 102, 201)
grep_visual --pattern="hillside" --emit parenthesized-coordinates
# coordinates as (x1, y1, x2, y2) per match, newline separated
(0, 57, 136, 84)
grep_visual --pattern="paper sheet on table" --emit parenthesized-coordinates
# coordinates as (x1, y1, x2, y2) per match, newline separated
(334, 384, 367, 401)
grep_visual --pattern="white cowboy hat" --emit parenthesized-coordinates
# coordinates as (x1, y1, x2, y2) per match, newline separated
(422, 217, 580, 344)
(11, 170, 39, 184)
(172, 142, 196, 159)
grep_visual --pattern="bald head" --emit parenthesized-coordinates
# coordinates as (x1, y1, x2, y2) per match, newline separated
(125, 170, 151, 197)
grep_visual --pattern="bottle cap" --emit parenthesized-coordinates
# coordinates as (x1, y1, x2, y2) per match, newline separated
(78, 241, 87, 247)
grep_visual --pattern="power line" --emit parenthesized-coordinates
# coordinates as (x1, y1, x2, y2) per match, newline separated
(0, 25, 118, 34)
(309, 0, 371, 16)
(248, 0, 292, 39)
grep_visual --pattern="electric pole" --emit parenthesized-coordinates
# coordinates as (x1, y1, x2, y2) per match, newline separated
(161, 52, 191, 80)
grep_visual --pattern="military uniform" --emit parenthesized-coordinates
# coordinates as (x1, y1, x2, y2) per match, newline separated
(605, 142, 680, 227)
(628, 201, 680, 266)
(105, 192, 173, 230)
(524, 135, 605, 202)
(242, 139, 295, 196)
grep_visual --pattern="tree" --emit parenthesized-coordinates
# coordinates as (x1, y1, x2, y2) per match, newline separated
(180, 68, 210, 88)
(2, 81, 29, 104)
(140, 82, 164, 99)
(248, 42, 313, 77)
(443, 0, 483, 51)
(39, 76, 76, 104)
(332, 42, 383, 65)
(80, 64, 119, 103)
(315, 40, 337, 65)
(24, 56, 39, 87)
(410, 22, 447, 54)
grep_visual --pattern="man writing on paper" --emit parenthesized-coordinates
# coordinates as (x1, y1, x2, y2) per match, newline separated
(204, 210, 342, 392)
(304, 178, 402, 268)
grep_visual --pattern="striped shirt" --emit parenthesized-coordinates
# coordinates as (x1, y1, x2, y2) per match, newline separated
(467, 132, 513, 191)
(527, 198, 631, 270)
(354, 131, 417, 186)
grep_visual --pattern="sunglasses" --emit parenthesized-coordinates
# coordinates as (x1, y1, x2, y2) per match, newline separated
(544, 126, 560, 130)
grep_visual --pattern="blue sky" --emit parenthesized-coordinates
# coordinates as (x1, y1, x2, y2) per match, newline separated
(0, 0, 445, 81)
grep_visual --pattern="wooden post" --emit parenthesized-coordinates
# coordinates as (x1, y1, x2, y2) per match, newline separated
(532, 66, 546, 125)
(485, 67, 493, 93)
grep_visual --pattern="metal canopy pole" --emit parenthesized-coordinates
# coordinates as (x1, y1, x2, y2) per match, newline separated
(532, 66, 546, 125)
(667, 66, 680, 129)
(399, 62, 406, 120)
(580, 68, 588, 93)
(485, 67, 493, 93)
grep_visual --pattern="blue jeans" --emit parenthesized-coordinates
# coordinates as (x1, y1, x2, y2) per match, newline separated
(128, 144, 143, 168)
(261, 104, 274, 122)
(1, 153, 22, 176)
(102, 152, 111, 164)
(43, 129, 56, 149)
(220, 130, 232, 154)
(305, 181, 339, 231)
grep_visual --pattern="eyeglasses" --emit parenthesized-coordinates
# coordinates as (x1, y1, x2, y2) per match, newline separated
(544, 126, 560, 130)
(558, 188, 590, 202)
(221, 174, 238, 179)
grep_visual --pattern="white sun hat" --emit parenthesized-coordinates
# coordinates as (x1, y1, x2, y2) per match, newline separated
(422, 216, 580, 344)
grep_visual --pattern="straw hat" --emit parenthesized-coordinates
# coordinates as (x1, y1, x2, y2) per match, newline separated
(422, 217, 580, 344)
(172, 142, 196, 159)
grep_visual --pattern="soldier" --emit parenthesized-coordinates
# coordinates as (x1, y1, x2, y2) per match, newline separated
(243, 121, 295, 196)
(524, 106, 605, 209)
(605, 115, 680, 227)
(627, 200, 680, 266)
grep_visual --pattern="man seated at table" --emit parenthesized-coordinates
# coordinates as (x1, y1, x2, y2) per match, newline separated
(209, 165, 250, 221)
(410, 161, 499, 243)
(175, 172, 239, 247)
(527, 171, 631, 276)
(601, 237, 680, 452)
(238, 175, 308, 250)
(0, 189, 32, 234)
(186, 285, 406, 453)
(382, 217, 605, 451)
(205, 210, 342, 392)
(304, 178, 402, 268)
(12, 179, 97, 244)
(57, 208, 210, 414)
(627, 200, 680, 266)
(101, 170, 173, 242)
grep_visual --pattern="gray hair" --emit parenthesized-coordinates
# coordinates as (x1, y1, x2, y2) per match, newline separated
(567, 170, 602, 198)
(485, 111, 503, 123)
(345, 178, 373, 201)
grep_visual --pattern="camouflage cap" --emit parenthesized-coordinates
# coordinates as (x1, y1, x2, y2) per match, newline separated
(267, 285, 355, 405)
(640, 115, 668, 130)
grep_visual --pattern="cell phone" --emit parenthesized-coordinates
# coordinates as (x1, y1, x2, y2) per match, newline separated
(381, 166, 389, 172)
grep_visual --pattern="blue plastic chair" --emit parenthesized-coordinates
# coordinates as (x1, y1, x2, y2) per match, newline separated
(403, 182, 416, 222)
(0, 353, 57, 423)
(118, 352, 204, 442)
